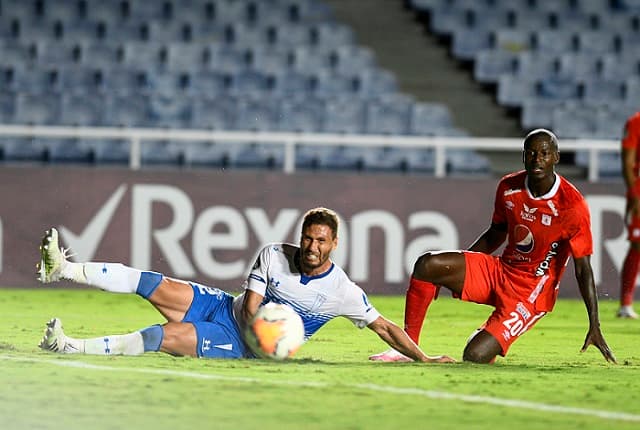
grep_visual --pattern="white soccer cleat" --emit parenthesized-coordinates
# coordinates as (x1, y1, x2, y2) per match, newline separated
(38, 318, 76, 353)
(37, 228, 70, 283)
(616, 305, 639, 319)
(369, 348, 413, 362)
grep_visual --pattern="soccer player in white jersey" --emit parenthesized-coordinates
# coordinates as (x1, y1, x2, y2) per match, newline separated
(37, 207, 453, 363)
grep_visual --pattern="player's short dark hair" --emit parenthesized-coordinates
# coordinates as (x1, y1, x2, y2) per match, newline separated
(302, 207, 339, 239)
(524, 128, 559, 151)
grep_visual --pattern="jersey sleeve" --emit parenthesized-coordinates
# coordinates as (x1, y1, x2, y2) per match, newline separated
(245, 246, 271, 296)
(622, 115, 640, 150)
(567, 198, 593, 258)
(339, 282, 381, 328)
(491, 179, 507, 225)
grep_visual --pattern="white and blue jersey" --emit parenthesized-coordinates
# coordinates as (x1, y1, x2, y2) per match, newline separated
(233, 243, 381, 341)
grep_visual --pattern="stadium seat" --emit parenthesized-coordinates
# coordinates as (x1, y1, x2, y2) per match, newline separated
(294, 144, 333, 169)
(1, 136, 48, 162)
(234, 142, 284, 169)
(47, 139, 95, 163)
(446, 149, 491, 176)
(189, 96, 237, 130)
(322, 97, 366, 134)
(278, 97, 324, 132)
(60, 93, 105, 126)
(15, 93, 60, 125)
(473, 50, 518, 84)
(234, 97, 280, 131)
(451, 28, 494, 61)
(147, 94, 192, 128)
(409, 102, 455, 135)
(141, 140, 185, 166)
(364, 96, 412, 135)
(183, 141, 236, 168)
(104, 94, 149, 127)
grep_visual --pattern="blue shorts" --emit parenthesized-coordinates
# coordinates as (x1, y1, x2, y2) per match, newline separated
(183, 283, 253, 359)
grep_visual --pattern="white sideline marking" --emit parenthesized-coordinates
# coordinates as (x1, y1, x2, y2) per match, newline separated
(4, 355, 640, 422)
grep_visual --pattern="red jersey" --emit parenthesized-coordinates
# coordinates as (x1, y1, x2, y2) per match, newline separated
(622, 111, 640, 177)
(492, 170, 593, 311)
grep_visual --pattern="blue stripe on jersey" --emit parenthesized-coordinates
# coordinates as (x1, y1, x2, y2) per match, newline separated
(265, 296, 334, 340)
(249, 273, 266, 284)
(299, 263, 335, 285)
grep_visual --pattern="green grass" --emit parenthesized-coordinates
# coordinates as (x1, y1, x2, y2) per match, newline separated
(1, 288, 639, 430)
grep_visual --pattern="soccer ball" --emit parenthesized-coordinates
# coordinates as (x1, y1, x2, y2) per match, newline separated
(245, 302, 305, 360)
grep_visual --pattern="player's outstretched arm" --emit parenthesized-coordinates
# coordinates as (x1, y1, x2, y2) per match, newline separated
(574, 256, 617, 363)
(367, 316, 455, 363)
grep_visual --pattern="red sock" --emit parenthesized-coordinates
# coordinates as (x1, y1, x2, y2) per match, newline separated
(621, 247, 640, 306)
(403, 276, 438, 344)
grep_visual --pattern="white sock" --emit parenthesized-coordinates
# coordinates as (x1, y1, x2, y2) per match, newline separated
(67, 332, 145, 355)
(62, 262, 142, 294)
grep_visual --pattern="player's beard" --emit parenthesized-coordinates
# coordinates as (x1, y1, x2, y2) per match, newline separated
(300, 250, 329, 273)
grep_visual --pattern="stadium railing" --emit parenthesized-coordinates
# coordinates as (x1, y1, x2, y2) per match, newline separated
(0, 124, 619, 182)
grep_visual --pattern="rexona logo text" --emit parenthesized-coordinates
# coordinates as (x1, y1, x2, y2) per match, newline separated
(56, 184, 459, 284)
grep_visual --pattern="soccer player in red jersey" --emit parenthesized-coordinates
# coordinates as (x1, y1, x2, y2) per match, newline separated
(619, 111, 640, 319)
(371, 129, 617, 364)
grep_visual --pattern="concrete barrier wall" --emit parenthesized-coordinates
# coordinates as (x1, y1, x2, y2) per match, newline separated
(0, 166, 629, 299)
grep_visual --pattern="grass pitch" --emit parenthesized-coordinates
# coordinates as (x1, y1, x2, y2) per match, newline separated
(1, 288, 639, 430)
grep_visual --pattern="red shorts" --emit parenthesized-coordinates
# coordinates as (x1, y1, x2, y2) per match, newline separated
(461, 252, 547, 356)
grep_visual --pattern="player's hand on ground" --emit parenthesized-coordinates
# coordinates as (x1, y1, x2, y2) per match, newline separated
(581, 329, 617, 364)
(427, 354, 456, 363)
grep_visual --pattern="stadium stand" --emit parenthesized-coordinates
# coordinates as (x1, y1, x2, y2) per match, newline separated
(406, 0, 639, 176)
(0, 0, 522, 174)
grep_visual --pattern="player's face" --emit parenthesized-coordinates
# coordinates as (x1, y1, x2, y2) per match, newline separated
(523, 137, 558, 180)
(299, 223, 337, 275)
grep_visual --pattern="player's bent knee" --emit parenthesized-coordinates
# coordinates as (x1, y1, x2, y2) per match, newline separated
(160, 322, 197, 357)
(463, 329, 501, 364)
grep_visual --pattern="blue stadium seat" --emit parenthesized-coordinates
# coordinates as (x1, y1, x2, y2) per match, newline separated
(226, 69, 274, 97)
(183, 141, 237, 168)
(446, 149, 491, 176)
(141, 140, 185, 166)
(271, 70, 313, 97)
(520, 99, 563, 131)
(1, 136, 48, 162)
(147, 95, 192, 128)
(451, 28, 494, 61)
(309, 22, 354, 48)
(312, 69, 356, 98)
(189, 96, 237, 130)
(104, 94, 149, 127)
(362, 147, 411, 172)
(353, 69, 398, 97)
(188, 70, 228, 96)
(60, 93, 105, 126)
(78, 41, 124, 68)
(365, 96, 412, 135)
(48, 139, 95, 163)
(234, 142, 284, 169)
(15, 93, 61, 125)
(233, 97, 280, 131)
(295, 145, 333, 169)
(322, 97, 366, 134)
(330, 45, 376, 75)
(473, 50, 518, 84)
(404, 148, 435, 173)
(278, 97, 324, 132)
(322, 146, 366, 170)
(409, 102, 455, 135)
(91, 139, 131, 164)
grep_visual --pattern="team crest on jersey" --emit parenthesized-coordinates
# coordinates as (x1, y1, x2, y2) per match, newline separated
(541, 214, 552, 226)
(520, 203, 538, 222)
(514, 224, 534, 253)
